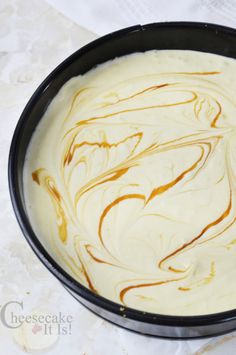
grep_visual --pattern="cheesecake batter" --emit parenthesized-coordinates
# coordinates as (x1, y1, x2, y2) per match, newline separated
(24, 50, 236, 315)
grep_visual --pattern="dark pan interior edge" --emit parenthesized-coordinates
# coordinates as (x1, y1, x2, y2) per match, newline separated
(8, 22, 236, 330)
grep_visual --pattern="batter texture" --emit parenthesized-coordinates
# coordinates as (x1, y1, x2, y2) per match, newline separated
(24, 50, 236, 315)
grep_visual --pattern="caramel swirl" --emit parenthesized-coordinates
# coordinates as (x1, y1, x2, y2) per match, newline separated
(24, 50, 236, 315)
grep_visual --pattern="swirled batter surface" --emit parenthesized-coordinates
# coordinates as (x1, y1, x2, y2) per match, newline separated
(24, 50, 236, 315)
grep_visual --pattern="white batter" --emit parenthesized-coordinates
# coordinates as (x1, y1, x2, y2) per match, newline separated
(24, 50, 236, 315)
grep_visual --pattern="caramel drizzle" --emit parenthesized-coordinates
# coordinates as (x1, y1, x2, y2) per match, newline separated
(178, 261, 215, 291)
(171, 71, 220, 75)
(178, 287, 191, 291)
(82, 264, 98, 293)
(61, 86, 197, 142)
(146, 145, 205, 203)
(32, 169, 68, 243)
(74, 239, 98, 293)
(158, 192, 232, 270)
(85, 244, 110, 264)
(157, 144, 236, 273)
(211, 100, 222, 128)
(85, 244, 119, 268)
(63, 73, 220, 126)
(98, 194, 145, 247)
(102, 83, 170, 107)
(97, 143, 210, 251)
(73, 133, 220, 209)
(169, 266, 187, 273)
(64, 132, 142, 165)
(120, 277, 183, 304)
(63, 87, 88, 123)
(193, 96, 222, 128)
(32, 70, 236, 300)
(74, 90, 197, 126)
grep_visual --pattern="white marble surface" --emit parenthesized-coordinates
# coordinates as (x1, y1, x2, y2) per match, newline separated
(1, 0, 236, 354)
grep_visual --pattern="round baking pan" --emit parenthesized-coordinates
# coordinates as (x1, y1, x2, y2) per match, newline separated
(8, 22, 236, 339)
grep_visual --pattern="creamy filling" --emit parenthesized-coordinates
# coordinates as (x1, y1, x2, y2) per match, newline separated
(24, 50, 236, 315)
